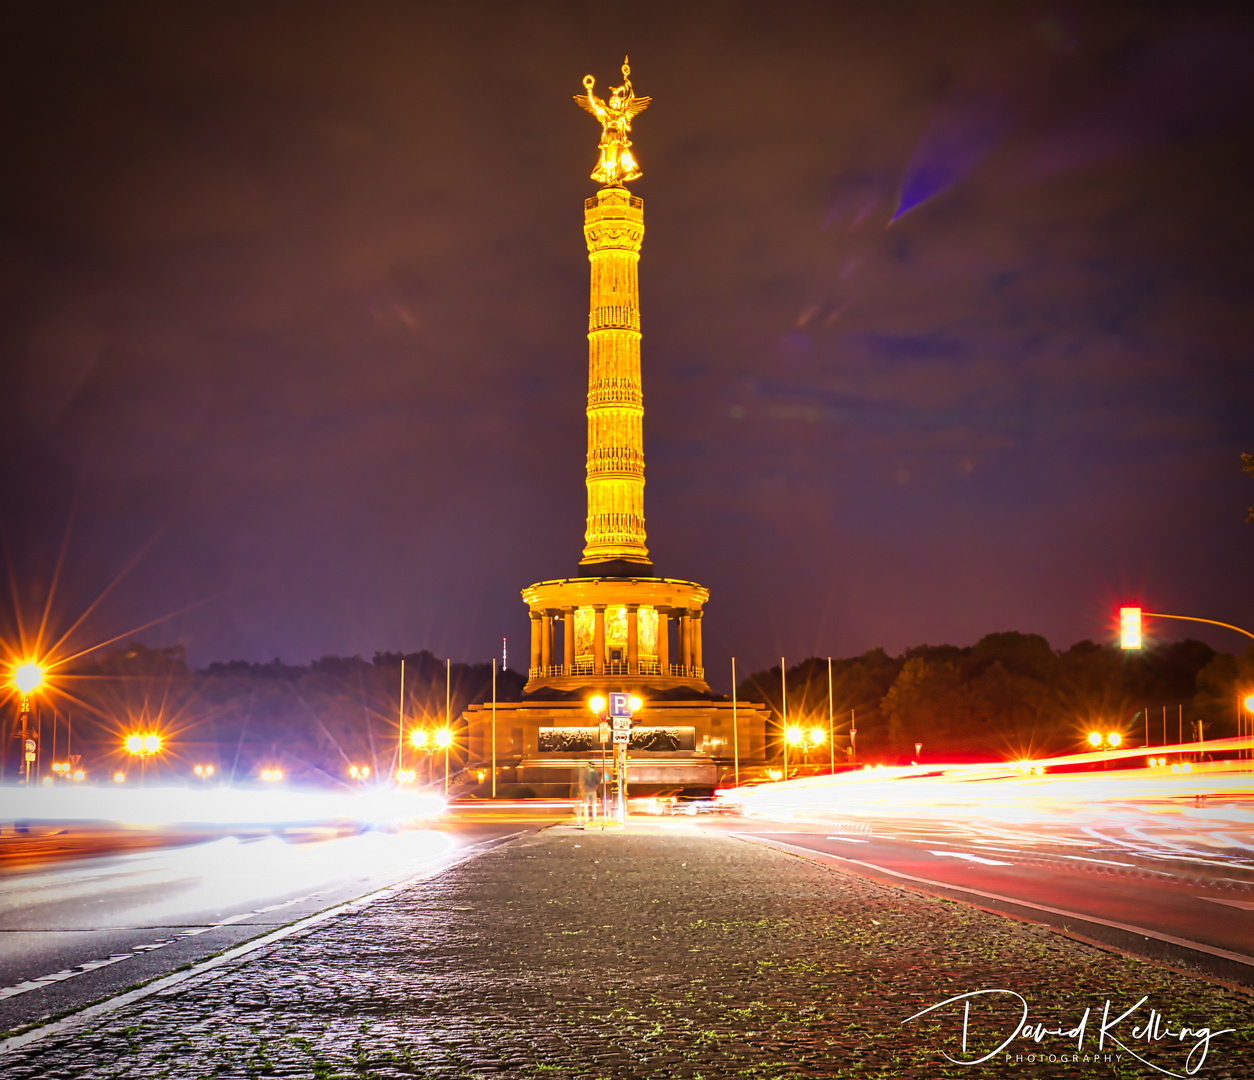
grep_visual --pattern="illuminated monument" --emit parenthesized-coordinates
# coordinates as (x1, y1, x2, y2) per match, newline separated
(463, 61, 768, 793)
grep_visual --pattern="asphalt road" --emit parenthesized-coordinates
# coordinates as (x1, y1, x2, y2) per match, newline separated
(0, 820, 532, 1035)
(723, 809, 1254, 984)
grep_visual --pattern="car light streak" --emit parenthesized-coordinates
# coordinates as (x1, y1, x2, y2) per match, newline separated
(0, 784, 446, 830)
(726, 736, 1254, 868)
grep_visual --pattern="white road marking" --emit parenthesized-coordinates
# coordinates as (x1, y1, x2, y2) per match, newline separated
(928, 850, 1013, 866)
(0, 890, 329, 1002)
(824, 836, 869, 843)
(0, 834, 521, 1056)
(1055, 854, 1137, 868)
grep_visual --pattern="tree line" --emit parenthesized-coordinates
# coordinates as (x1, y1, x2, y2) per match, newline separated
(737, 632, 1253, 763)
(8, 632, 1251, 783)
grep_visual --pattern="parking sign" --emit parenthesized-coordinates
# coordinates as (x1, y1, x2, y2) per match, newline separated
(608, 692, 632, 718)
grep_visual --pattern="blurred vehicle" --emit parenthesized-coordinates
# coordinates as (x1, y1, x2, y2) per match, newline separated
(661, 794, 738, 816)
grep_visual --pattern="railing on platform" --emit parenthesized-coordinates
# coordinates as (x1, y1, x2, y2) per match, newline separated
(526, 660, 703, 679)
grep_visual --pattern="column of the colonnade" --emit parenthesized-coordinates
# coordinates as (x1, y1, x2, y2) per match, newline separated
(564, 607, 576, 673)
(541, 614, 553, 672)
(627, 605, 639, 674)
(658, 610, 670, 674)
(529, 613, 542, 673)
(593, 607, 606, 675)
(692, 613, 703, 674)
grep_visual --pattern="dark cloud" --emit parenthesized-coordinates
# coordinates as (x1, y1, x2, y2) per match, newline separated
(1, 1, 1252, 683)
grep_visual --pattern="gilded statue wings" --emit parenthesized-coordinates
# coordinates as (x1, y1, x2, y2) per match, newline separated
(622, 95, 651, 120)
(574, 92, 651, 122)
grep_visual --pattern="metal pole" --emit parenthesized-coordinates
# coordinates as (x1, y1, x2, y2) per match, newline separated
(446, 657, 451, 793)
(731, 656, 739, 788)
(1144, 707, 1148, 750)
(20, 700, 29, 785)
(397, 658, 405, 783)
(828, 657, 834, 775)
(850, 708, 857, 766)
(780, 658, 787, 779)
(1178, 703, 1182, 746)
(616, 743, 626, 823)
(491, 657, 497, 798)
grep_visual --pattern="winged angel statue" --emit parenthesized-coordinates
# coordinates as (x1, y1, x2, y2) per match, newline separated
(574, 58, 651, 186)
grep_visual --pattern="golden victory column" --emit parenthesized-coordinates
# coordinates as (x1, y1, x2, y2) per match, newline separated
(459, 62, 768, 795)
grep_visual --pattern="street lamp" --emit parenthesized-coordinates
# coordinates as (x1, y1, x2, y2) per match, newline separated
(784, 725, 802, 779)
(409, 728, 432, 788)
(13, 662, 43, 695)
(124, 731, 162, 786)
(435, 728, 452, 793)
(10, 661, 45, 785)
(1087, 730, 1120, 768)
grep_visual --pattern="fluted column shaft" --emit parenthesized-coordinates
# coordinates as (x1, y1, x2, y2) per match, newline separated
(581, 187, 650, 568)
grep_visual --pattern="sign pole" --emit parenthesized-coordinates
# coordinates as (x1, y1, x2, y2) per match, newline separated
(491, 657, 497, 799)
(731, 657, 739, 788)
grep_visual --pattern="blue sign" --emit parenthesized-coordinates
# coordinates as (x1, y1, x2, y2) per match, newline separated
(608, 692, 632, 718)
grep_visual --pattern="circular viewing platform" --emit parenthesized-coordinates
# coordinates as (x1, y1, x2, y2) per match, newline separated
(521, 576, 709, 694)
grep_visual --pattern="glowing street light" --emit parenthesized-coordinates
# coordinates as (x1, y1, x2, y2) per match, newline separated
(349, 765, 371, 781)
(12, 662, 44, 695)
(124, 731, 162, 786)
(435, 728, 453, 793)
(11, 661, 45, 785)
(193, 764, 215, 778)
(260, 768, 283, 782)
(1088, 730, 1120, 768)
(410, 729, 429, 749)
(783, 725, 824, 775)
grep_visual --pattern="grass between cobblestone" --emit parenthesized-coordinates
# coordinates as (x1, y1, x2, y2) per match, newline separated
(3, 826, 1251, 1079)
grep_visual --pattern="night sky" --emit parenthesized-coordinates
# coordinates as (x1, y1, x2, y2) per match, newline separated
(2, 2, 1253, 688)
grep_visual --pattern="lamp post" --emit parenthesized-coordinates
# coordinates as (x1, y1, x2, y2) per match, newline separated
(410, 728, 430, 788)
(1087, 729, 1121, 768)
(784, 725, 802, 778)
(124, 731, 162, 787)
(12, 662, 44, 785)
(436, 727, 452, 794)
(589, 696, 607, 823)
(1244, 695, 1253, 765)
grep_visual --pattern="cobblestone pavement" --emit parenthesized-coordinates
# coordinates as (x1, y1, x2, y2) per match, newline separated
(3, 825, 1251, 1079)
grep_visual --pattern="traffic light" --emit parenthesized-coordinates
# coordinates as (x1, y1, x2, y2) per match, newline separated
(1120, 607, 1142, 650)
